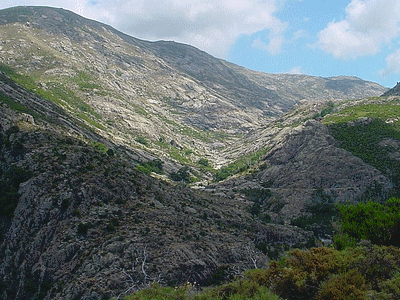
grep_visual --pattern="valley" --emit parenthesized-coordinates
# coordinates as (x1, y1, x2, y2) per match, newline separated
(0, 6, 399, 300)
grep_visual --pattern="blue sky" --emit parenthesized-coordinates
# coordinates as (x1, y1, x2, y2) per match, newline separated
(1, 0, 400, 88)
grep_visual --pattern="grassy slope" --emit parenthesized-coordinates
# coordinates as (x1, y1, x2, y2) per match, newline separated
(323, 98, 400, 195)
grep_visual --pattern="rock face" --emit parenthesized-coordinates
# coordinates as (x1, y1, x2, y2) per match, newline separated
(213, 119, 392, 224)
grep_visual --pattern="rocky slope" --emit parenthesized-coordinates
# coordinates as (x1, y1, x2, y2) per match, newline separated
(0, 94, 312, 300)
(382, 81, 400, 96)
(0, 6, 387, 168)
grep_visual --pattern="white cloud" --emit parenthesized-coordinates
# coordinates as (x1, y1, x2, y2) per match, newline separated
(252, 33, 285, 55)
(288, 66, 302, 74)
(317, 0, 400, 59)
(379, 48, 400, 76)
(293, 29, 307, 40)
(0, 0, 287, 58)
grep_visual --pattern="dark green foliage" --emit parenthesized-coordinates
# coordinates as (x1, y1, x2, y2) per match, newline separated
(240, 188, 272, 201)
(336, 197, 400, 246)
(136, 159, 164, 175)
(213, 148, 269, 182)
(214, 167, 232, 182)
(135, 136, 148, 146)
(106, 148, 114, 157)
(170, 166, 191, 183)
(333, 234, 357, 251)
(328, 119, 400, 193)
(77, 223, 89, 235)
(60, 199, 70, 210)
(205, 265, 230, 286)
(198, 158, 209, 167)
(313, 101, 335, 119)
(241, 188, 272, 223)
(290, 189, 338, 238)
(0, 165, 32, 218)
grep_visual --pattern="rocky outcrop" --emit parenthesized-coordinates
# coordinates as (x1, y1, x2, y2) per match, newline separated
(382, 81, 400, 97)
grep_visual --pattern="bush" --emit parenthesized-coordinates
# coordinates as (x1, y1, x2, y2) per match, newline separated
(0, 165, 32, 218)
(77, 223, 89, 235)
(378, 270, 400, 299)
(136, 159, 164, 175)
(170, 166, 191, 183)
(198, 158, 209, 167)
(351, 245, 400, 288)
(316, 270, 367, 300)
(262, 247, 352, 300)
(136, 136, 148, 146)
(333, 233, 357, 250)
(336, 198, 400, 246)
(290, 189, 338, 239)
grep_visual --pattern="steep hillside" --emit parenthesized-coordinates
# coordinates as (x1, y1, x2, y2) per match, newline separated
(0, 6, 387, 168)
(0, 78, 312, 300)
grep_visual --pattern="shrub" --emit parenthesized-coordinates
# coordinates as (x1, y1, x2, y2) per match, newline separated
(136, 159, 164, 175)
(170, 166, 191, 183)
(291, 189, 338, 239)
(333, 233, 357, 250)
(316, 270, 367, 300)
(378, 270, 400, 299)
(198, 158, 209, 167)
(351, 245, 400, 289)
(106, 148, 114, 157)
(77, 223, 89, 235)
(135, 136, 148, 146)
(262, 247, 352, 300)
(0, 165, 32, 218)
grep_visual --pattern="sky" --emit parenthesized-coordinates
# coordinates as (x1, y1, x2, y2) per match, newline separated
(1, 0, 400, 88)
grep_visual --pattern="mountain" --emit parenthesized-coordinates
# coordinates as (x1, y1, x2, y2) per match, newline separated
(0, 6, 398, 300)
(0, 6, 387, 168)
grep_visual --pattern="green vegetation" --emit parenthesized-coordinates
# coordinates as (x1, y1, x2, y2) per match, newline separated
(328, 119, 400, 192)
(0, 165, 32, 218)
(136, 159, 164, 175)
(135, 136, 148, 146)
(0, 90, 42, 121)
(170, 166, 191, 183)
(323, 101, 400, 128)
(122, 279, 281, 300)
(197, 158, 209, 167)
(214, 148, 269, 182)
(0, 63, 105, 130)
(122, 244, 400, 300)
(291, 188, 339, 238)
(313, 101, 335, 119)
(0, 126, 33, 218)
(321, 101, 400, 194)
(335, 197, 400, 248)
(240, 188, 273, 223)
(73, 70, 102, 91)
(0, 63, 37, 90)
